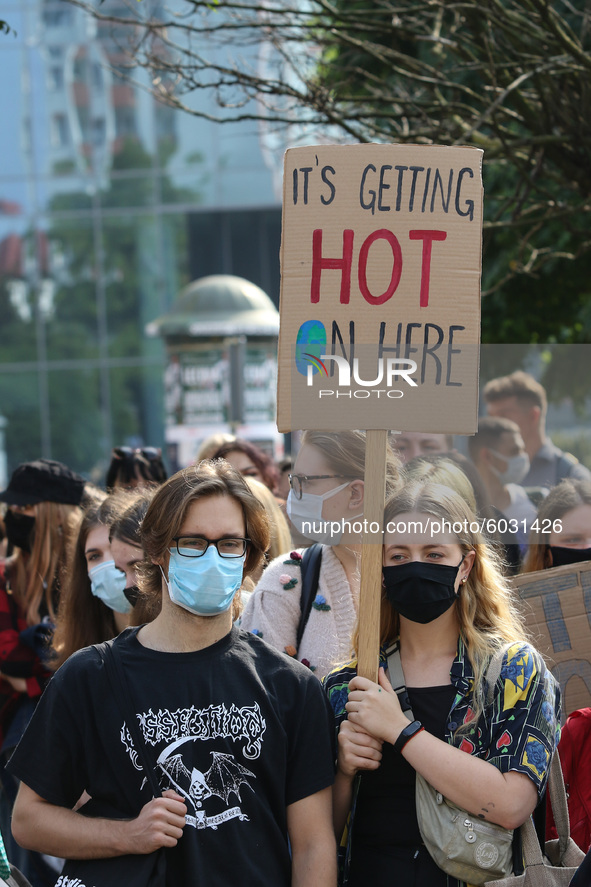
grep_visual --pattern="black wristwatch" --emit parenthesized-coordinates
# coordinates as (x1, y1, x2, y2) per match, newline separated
(393, 719, 424, 753)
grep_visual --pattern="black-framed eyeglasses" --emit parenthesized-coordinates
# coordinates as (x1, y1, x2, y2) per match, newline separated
(288, 474, 357, 500)
(112, 446, 162, 461)
(172, 536, 250, 558)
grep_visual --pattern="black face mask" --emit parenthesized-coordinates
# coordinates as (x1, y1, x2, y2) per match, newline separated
(123, 585, 140, 606)
(4, 511, 36, 553)
(549, 545, 591, 569)
(382, 558, 463, 624)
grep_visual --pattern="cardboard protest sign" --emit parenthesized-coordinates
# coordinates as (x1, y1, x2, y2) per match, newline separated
(277, 144, 483, 433)
(278, 144, 483, 679)
(511, 561, 591, 718)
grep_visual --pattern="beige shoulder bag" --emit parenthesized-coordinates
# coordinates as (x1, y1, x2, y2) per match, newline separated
(387, 644, 515, 885)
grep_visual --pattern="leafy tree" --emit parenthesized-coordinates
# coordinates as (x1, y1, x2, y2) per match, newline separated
(70, 0, 591, 344)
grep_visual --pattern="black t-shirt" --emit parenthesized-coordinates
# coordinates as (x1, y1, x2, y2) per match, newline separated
(349, 684, 456, 887)
(8, 626, 336, 886)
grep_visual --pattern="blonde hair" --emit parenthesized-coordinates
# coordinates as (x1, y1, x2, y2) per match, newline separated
(195, 433, 237, 463)
(353, 481, 529, 732)
(403, 457, 477, 512)
(244, 477, 291, 561)
(522, 478, 591, 573)
(301, 430, 402, 500)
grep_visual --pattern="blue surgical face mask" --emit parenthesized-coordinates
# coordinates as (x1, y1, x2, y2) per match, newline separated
(88, 560, 130, 614)
(162, 545, 245, 617)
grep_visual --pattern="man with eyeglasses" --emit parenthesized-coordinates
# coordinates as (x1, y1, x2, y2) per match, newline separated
(9, 462, 337, 886)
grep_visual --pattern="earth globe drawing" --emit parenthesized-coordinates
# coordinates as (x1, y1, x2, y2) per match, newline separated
(295, 320, 327, 377)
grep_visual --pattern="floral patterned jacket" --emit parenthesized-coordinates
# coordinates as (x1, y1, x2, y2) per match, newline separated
(323, 637, 561, 887)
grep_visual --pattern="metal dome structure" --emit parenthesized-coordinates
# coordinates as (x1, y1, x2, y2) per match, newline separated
(146, 274, 279, 339)
(147, 275, 280, 470)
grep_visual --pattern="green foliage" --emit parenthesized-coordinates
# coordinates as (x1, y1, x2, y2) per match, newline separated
(311, 0, 591, 345)
(47, 369, 104, 474)
(551, 430, 591, 471)
(77, 0, 591, 345)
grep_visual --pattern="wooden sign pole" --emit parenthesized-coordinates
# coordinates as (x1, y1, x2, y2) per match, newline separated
(357, 428, 388, 682)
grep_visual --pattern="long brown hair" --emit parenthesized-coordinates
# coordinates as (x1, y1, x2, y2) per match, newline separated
(51, 494, 115, 669)
(110, 488, 158, 624)
(8, 501, 82, 625)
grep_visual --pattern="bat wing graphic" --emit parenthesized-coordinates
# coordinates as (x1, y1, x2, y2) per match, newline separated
(204, 752, 255, 804)
(158, 752, 192, 797)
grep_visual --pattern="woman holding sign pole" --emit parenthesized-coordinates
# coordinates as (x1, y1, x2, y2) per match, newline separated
(241, 430, 401, 678)
(324, 481, 560, 887)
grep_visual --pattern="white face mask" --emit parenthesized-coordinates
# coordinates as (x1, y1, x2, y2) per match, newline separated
(286, 481, 352, 545)
(88, 560, 130, 614)
(488, 450, 530, 485)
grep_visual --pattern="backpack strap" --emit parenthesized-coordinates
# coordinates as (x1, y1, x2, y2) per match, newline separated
(386, 647, 414, 721)
(296, 544, 323, 654)
(95, 641, 162, 798)
(387, 641, 514, 717)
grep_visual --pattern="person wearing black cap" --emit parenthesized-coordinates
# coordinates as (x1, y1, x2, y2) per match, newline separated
(0, 458, 85, 885)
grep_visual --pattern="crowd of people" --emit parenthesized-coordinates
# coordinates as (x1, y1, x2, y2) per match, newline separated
(0, 368, 589, 886)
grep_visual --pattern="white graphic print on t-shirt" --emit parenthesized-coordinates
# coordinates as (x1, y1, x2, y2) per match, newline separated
(120, 702, 266, 830)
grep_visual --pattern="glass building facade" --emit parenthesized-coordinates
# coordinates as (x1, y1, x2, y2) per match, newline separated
(0, 0, 282, 482)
